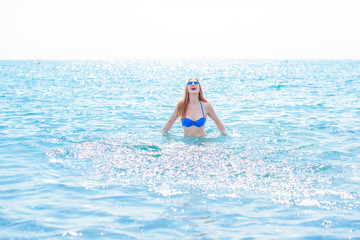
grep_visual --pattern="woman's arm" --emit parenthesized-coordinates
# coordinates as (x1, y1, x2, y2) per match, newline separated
(206, 103, 228, 135)
(162, 106, 179, 133)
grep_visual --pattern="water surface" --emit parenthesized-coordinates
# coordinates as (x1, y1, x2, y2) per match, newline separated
(1, 60, 360, 239)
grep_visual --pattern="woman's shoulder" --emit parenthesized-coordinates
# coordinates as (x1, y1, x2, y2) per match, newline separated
(176, 100, 183, 107)
(175, 100, 185, 111)
(201, 101, 213, 110)
(201, 101, 212, 106)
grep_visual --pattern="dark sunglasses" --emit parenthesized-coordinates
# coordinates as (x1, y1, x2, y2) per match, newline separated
(187, 81, 199, 85)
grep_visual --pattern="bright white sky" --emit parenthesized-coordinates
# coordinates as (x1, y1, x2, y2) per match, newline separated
(0, 0, 359, 60)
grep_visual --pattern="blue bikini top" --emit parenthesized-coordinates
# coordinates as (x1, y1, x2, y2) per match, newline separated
(181, 101, 206, 127)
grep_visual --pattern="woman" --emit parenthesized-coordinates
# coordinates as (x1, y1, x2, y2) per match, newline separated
(162, 78, 228, 137)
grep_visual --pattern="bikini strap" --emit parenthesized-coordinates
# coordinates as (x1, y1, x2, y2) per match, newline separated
(200, 101, 205, 117)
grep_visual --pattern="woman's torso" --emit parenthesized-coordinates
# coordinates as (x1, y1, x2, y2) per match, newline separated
(182, 101, 207, 137)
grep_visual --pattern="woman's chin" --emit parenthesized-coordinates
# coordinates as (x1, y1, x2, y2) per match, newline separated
(189, 90, 199, 94)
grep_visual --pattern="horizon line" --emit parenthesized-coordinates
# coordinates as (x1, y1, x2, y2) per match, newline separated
(1, 58, 360, 61)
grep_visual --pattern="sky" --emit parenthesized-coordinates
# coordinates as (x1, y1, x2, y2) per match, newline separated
(0, 0, 359, 60)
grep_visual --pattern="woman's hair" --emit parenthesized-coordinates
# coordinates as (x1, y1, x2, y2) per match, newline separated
(177, 78, 209, 119)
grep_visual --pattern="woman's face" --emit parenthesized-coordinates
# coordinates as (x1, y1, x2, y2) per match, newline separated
(187, 79, 200, 94)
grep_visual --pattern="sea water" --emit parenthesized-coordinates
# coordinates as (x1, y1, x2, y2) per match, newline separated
(0, 60, 359, 239)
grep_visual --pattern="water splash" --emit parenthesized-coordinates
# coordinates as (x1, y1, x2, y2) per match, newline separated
(46, 132, 358, 210)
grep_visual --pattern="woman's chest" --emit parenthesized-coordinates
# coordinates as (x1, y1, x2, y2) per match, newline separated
(187, 104, 206, 119)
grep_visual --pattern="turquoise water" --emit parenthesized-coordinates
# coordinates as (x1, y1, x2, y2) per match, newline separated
(1, 60, 360, 239)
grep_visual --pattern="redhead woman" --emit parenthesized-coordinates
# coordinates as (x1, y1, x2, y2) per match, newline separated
(162, 78, 227, 137)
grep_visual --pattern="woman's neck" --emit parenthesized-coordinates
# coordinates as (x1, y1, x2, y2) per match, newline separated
(188, 94, 199, 104)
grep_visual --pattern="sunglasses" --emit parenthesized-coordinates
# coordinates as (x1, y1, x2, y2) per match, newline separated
(187, 81, 199, 85)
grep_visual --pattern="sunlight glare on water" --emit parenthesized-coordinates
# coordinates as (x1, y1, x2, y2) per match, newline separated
(1, 60, 360, 239)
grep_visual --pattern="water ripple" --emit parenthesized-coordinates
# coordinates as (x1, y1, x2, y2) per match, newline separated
(2, 60, 360, 239)
(46, 131, 359, 211)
